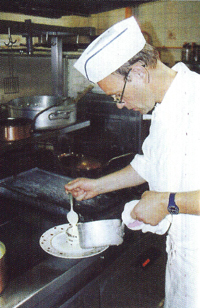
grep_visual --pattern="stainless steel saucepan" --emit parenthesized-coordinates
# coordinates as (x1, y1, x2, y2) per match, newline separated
(78, 219, 125, 249)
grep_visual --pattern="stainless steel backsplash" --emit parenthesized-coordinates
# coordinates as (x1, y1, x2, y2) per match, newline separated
(0, 54, 53, 104)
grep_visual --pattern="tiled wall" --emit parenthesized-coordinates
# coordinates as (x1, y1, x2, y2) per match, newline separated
(90, 2, 200, 67)
(83, 2, 199, 68)
(134, 1, 200, 66)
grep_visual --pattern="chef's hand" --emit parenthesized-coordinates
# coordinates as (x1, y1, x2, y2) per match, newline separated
(131, 191, 169, 226)
(65, 178, 100, 201)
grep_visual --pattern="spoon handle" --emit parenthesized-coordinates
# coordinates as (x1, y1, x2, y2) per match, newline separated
(69, 193, 73, 210)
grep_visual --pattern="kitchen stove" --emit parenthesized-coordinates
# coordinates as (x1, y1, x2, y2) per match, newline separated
(0, 102, 163, 307)
(0, 109, 149, 288)
(0, 152, 166, 308)
(0, 160, 155, 308)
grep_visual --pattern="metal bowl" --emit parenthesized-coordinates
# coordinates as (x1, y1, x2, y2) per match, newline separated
(78, 219, 124, 249)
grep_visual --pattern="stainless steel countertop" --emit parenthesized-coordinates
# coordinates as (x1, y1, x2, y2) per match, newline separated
(0, 250, 105, 307)
(0, 202, 110, 308)
(0, 229, 147, 308)
(0, 190, 139, 308)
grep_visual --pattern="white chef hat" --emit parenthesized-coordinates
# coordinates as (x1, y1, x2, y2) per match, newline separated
(74, 16, 146, 83)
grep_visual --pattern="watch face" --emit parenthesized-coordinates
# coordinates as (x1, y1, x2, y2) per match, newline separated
(168, 205, 179, 215)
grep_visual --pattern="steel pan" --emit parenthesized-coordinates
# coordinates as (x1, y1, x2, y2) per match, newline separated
(78, 219, 125, 249)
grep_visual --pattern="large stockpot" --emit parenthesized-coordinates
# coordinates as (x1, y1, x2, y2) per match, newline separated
(0, 117, 32, 142)
(4, 96, 76, 130)
(5, 96, 63, 119)
(78, 219, 125, 249)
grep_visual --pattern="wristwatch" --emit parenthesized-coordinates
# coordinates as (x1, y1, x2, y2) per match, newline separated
(167, 193, 179, 214)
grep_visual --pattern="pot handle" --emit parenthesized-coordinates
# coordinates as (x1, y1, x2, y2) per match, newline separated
(106, 153, 134, 166)
(30, 99, 64, 132)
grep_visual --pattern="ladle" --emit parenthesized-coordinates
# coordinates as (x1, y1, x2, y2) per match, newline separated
(67, 193, 79, 226)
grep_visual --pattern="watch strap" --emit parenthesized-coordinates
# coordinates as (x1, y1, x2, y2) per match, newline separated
(168, 193, 179, 215)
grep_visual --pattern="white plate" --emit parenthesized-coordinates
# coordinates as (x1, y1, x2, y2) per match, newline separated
(39, 224, 108, 259)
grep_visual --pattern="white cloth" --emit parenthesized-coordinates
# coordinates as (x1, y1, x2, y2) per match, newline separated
(131, 63, 200, 308)
(74, 16, 145, 83)
(122, 200, 172, 234)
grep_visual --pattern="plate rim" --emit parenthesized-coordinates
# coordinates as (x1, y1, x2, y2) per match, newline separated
(39, 223, 108, 259)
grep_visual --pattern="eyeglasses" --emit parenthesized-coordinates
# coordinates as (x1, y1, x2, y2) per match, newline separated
(113, 69, 132, 104)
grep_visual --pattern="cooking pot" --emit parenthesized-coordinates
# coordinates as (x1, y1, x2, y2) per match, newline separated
(5, 95, 64, 119)
(0, 117, 32, 142)
(0, 241, 7, 294)
(58, 152, 134, 178)
(78, 219, 125, 248)
(3, 96, 76, 131)
(3, 85, 95, 131)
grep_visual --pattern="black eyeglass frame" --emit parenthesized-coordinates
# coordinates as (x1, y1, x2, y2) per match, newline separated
(117, 68, 132, 104)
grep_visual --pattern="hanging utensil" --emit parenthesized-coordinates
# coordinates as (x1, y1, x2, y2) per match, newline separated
(67, 193, 79, 226)
(3, 28, 19, 94)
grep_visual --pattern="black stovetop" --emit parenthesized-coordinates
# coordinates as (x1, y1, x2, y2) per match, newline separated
(0, 145, 149, 230)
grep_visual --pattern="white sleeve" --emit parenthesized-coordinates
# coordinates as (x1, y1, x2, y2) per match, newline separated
(130, 132, 152, 182)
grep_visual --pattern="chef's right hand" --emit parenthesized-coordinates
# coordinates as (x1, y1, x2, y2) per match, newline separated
(64, 178, 100, 201)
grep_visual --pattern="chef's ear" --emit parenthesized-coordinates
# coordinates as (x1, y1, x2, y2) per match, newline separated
(130, 61, 148, 81)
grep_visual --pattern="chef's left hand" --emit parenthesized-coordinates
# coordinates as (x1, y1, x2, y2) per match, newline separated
(131, 191, 170, 226)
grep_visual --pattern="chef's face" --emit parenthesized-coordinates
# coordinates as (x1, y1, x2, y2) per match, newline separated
(97, 64, 155, 114)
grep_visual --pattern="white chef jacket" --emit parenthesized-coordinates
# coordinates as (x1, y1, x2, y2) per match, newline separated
(131, 62, 200, 308)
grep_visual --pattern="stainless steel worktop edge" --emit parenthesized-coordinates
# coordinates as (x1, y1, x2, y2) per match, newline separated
(0, 230, 149, 308)
(1, 251, 103, 307)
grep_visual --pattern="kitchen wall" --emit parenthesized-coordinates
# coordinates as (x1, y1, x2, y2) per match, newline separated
(0, 8, 127, 102)
(0, 1, 199, 102)
(66, 0, 200, 94)
(0, 55, 53, 103)
(1, 1, 199, 59)
(0, 8, 127, 47)
(133, 1, 200, 67)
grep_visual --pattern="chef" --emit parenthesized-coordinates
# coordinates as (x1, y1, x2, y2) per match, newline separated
(65, 16, 200, 307)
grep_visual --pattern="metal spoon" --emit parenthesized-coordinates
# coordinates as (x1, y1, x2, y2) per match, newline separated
(67, 193, 79, 226)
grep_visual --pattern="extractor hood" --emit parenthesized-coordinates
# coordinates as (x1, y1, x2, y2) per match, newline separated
(0, 0, 157, 18)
